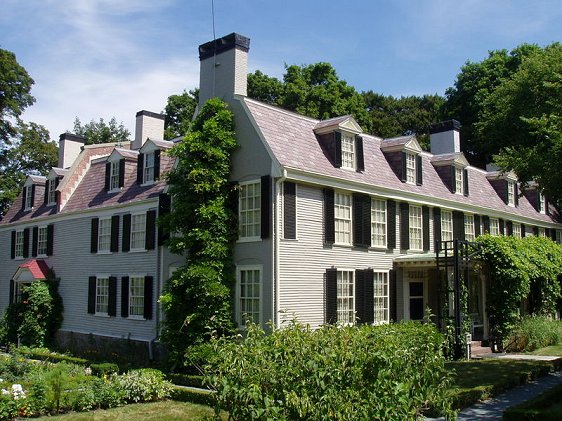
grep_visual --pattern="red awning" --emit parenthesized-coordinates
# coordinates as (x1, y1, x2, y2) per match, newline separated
(18, 259, 50, 279)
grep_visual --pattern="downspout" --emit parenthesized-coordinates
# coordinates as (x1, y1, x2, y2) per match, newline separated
(274, 169, 287, 329)
(150, 228, 163, 361)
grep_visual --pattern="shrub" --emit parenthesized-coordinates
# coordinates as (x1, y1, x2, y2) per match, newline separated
(206, 321, 456, 420)
(69, 377, 124, 411)
(90, 363, 119, 377)
(166, 373, 204, 388)
(116, 369, 173, 403)
(505, 317, 562, 352)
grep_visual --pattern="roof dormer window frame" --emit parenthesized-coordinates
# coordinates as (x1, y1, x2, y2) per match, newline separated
(340, 132, 356, 171)
(538, 192, 546, 214)
(46, 178, 57, 206)
(24, 184, 34, 210)
(507, 180, 516, 207)
(405, 151, 417, 185)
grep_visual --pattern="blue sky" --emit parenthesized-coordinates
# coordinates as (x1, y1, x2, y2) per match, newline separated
(1, 0, 560, 139)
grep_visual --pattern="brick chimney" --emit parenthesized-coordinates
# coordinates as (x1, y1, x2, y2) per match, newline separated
(430, 120, 461, 155)
(198, 32, 250, 108)
(133, 110, 165, 150)
(58, 133, 85, 168)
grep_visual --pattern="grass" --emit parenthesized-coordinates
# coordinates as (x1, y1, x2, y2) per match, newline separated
(503, 382, 562, 420)
(33, 400, 222, 420)
(531, 344, 562, 356)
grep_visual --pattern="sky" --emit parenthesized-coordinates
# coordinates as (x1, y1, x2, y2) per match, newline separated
(1, 0, 561, 141)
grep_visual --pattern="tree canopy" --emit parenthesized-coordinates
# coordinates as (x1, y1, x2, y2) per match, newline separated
(163, 89, 198, 140)
(72, 116, 130, 145)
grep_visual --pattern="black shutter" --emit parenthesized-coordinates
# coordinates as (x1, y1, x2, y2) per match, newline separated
(88, 276, 96, 314)
(154, 150, 161, 180)
(23, 228, 29, 258)
(533, 226, 539, 236)
(334, 132, 342, 168)
(137, 153, 144, 184)
(11, 231, 16, 259)
(44, 181, 49, 205)
(30, 185, 35, 208)
(521, 223, 526, 238)
(144, 276, 153, 320)
(422, 206, 430, 251)
(324, 189, 335, 245)
(401, 152, 407, 182)
(260, 175, 271, 239)
(433, 207, 442, 245)
(504, 181, 509, 204)
(9, 280, 14, 305)
(545, 198, 550, 216)
(145, 210, 157, 250)
(91, 218, 99, 253)
(364, 269, 374, 325)
(550, 229, 557, 242)
(416, 155, 423, 186)
(325, 268, 338, 324)
(482, 216, 490, 234)
(355, 269, 365, 323)
(389, 269, 397, 322)
(283, 182, 296, 240)
(353, 194, 370, 248)
(499, 219, 505, 235)
(118, 159, 125, 188)
(474, 215, 481, 237)
(158, 193, 172, 246)
(105, 162, 111, 191)
(356, 136, 364, 172)
(32, 227, 38, 257)
(463, 169, 469, 196)
(121, 276, 129, 318)
(453, 211, 465, 240)
(387, 200, 396, 250)
(514, 183, 519, 207)
(108, 277, 117, 317)
(506, 221, 513, 236)
(110, 215, 120, 252)
(400, 202, 409, 250)
(47, 224, 54, 256)
(21, 187, 27, 211)
(122, 214, 131, 252)
(451, 166, 457, 193)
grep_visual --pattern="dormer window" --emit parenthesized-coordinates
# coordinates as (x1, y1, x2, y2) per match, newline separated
(313, 116, 364, 172)
(47, 178, 57, 205)
(405, 152, 416, 184)
(137, 149, 161, 185)
(538, 192, 546, 214)
(507, 180, 516, 206)
(105, 158, 125, 192)
(24, 186, 33, 210)
(144, 152, 155, 183)
(454, 167, 463, 194)
(341, 134, 355, 170)
(109, 161, 120, 191)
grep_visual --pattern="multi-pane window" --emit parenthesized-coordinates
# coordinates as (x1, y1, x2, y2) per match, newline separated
(37, 226, 48, 256)
(131, 213, 146, 250)
(490, 218, 500, 236)
(464, 214, 475, 241)
(455, 167, 463, 194)
(14, 282, 31, 303)
(513, 223, 522, 238)
(25, 186, 33, 210)
(47, 178, 57, 205)
(409, 205, 422, 250)
(335, 192, 352, 245)
(507, 181, 515, 206)
(239, 181, 261, 239)
(97, 218, 112, 252)
(538, 193, 546, 213)
(337, 270, 354, 324)
(239, 267, 260, 324)
(144, 152, 155, 184)
(441, 210, 453, 241)
(95, 277, 109, 315)
(556, 230, 562, 244)
(15, 230, 24, 258)
(373, 272, 389, 324)
(538, 227, 546, 237)
(129, 277, 145, 318)
(371, 198, 387, 247)
(405, 153, 416, 184)
(109, 161, 120, 190)
(341, 134, 355, 169)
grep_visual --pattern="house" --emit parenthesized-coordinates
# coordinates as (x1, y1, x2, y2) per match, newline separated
(1, 32, 561, 356)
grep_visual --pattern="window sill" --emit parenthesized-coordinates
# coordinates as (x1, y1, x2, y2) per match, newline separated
(108, 188, 121, 194)
(141, 181, 155, 187)
(96, 251, 112, 255)
(129, 248, 147, 253)
(237, 237, 262, 243)
(369, 245, 388, 251)
(127, 316, 146, 321)
(14, 256, 24, 261)
(94, 313, 110, 318)
(37, 254, 48, 258)
(333, 243, 353, 248)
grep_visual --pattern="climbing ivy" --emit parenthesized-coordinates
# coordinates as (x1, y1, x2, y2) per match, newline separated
(475, 234, 562, 350)
(159, 98, 238, 368)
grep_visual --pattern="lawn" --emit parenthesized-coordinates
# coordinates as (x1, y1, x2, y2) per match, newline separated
(531, 344, 562, 356)
(503, 382, 562, 420)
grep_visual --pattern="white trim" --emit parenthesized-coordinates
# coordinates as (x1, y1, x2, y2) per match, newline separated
(236, 264, 263, 328)
(238, 179, 262, 241)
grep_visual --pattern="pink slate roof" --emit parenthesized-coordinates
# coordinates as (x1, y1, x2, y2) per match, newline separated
(19, 259, 50, 279)
(243, 97, 559, 223)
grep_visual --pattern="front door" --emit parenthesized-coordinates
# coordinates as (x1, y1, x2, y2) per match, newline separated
(404, 269, 427, 321)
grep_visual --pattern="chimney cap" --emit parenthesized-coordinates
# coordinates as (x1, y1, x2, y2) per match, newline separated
(199, 32, 250, 61)
(136, 110, 165, 120)
(429, 119, 461, 135)
(59, 132, 85, 143)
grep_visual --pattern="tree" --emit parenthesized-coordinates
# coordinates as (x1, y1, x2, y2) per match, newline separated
(247, 70, 284, 106)
(72, 116, 130, 145)
(163, 89, 198, 139)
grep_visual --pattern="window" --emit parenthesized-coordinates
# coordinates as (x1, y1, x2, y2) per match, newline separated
(14, 282, 31, 303)
(97, 218, 112, 252)
(409, 205, 422, 251)
(513, 223, 522, 238)
(538, 193, 546, 214)
(238, 267, 261, 324)
(538, 227, 546, 237)
(373, 272, 389, 324)
(335, 192, 352, 245)
(25, 186, 33, 210)
(47, 178, 57, 205)
(490, 218, 500, 236)
(14, 230, 24, 258)
(95, 277, 109, 315)
(109, 161, 120, 191)
(464, 214, 475, 241)
(455, 167, 464, 195)
(341, 134, 355, 169)
(405, 153, 416, 184)
(371, 198, 387, 247)
(507, 181, 515, 206)
(556, 230, 561, 244)
(144, 152, 155, 184)
(337, 270, 354, 324)
(129, 276, 145, 318)
(239, 181, 261, 239)
(131, 213, 146, 250)
(441, 210, 453, 242)
(37, 226, 48, 256)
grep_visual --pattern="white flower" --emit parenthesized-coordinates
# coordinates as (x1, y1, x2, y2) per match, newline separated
(11, 384, 26, 400)
(1, 389, 9, 395)
(85, 367, 92, 375)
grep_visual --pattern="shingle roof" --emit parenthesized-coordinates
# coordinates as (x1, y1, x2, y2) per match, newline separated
(19, 259, 50, 279)
(243, 97, 560, 224)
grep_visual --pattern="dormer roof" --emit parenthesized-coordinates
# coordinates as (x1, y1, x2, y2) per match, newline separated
(139, 138, 174, 154)
(108, 147, 139, 162)
(25, 175, 46, 186)
(486, 170, 517, 182)
(380, 135, 422, 153)
(430, 152, 469, 168)
(47, 168, 68, 179)
(313, 115, 362, 135)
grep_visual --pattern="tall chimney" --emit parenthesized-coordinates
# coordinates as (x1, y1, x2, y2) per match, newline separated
(198, 32, 250, 108)
(429, 120, 461, 155)
(58, 133, 85, 168)
(133, 110, 165, 150)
